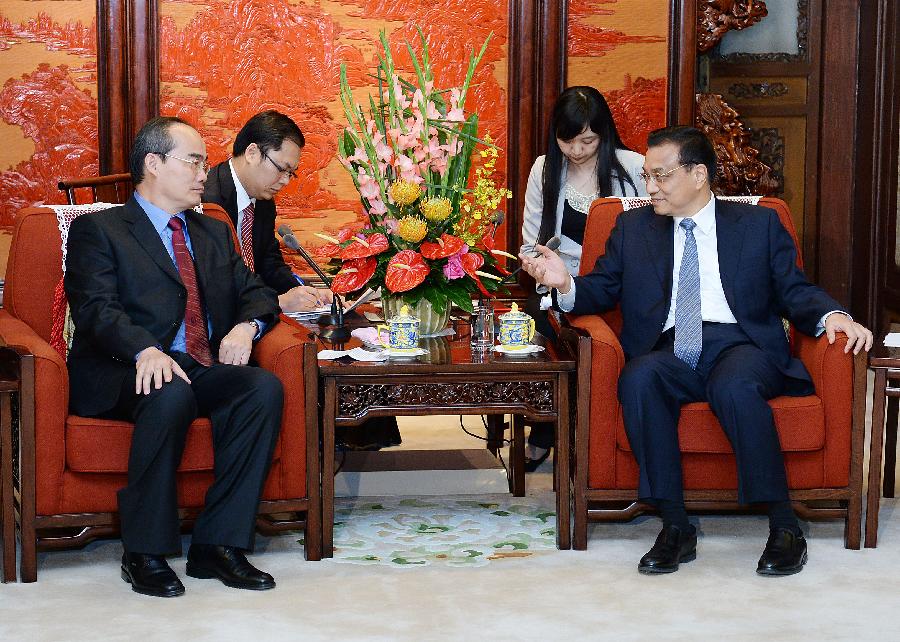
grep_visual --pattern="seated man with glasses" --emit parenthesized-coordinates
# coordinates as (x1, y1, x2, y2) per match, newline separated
(203, 109, 333, 313)
(65, 116, 283, 596)
(520, 125, 872, 576)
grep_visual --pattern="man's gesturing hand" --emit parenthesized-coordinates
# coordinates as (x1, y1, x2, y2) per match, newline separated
(135, 346, 191, 395)
(519, 244, 571, 292)
(219, 321, 257, 365)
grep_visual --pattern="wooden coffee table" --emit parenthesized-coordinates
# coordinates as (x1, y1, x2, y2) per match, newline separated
(310, 319, 576, 556)
(865, 337, 900, 547)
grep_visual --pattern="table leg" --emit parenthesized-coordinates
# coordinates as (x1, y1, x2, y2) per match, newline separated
(556, 374, 571, 550)
(510, 416, 525, 497)
(883, 395, 898, 498)
(0, 392, 13, 582)
(322, 380, 336, 558)
(865, 368, 887, 548)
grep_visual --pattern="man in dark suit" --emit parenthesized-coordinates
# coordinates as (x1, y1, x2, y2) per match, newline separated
(202, 109, 333, 312)
(65, 116, 284, 597)
(521, 126, 872, 576)
(204, 110, 400, 451)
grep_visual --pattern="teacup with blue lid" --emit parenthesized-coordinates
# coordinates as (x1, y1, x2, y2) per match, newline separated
(377, 305, 420, 352)
(498, 302, 535, 350)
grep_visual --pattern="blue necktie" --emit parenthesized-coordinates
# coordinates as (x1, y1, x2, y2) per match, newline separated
(674, 218, 702, 369)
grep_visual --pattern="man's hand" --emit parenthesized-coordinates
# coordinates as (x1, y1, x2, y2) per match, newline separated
(824, 313, 874, 354)
(278, 285, 334, 313)
(135, 346, 191, 395)
(519, 244, 571, 292)
(219, 322, 256, 365)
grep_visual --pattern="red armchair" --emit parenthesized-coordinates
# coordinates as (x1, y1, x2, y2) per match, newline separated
(0, 203, 321, 581)
(561, 197, 867, 550)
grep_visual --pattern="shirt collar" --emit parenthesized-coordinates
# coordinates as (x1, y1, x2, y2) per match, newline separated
(134, 191, 186, 235)
(228, 158, 255, 213)
(673, 192, 716, 235)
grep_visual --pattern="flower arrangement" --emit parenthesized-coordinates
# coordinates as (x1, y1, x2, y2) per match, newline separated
(319, 29, 513, 317)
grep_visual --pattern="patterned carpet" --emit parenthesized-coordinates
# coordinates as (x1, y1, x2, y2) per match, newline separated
(326, 495, 557, 567)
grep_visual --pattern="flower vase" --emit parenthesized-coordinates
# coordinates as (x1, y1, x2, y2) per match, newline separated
(381, 295, 451, 336)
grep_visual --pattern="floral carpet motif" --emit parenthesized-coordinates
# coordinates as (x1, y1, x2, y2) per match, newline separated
(328, 495, 556, 567)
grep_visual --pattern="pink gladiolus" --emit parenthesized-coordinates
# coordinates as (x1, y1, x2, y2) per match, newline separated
(368, 198, 388, 216)
(348, 147, 368, 164)
(358, 171, 380, 200)
(383, 217, 399, 234)
(426, 101, 441, 120)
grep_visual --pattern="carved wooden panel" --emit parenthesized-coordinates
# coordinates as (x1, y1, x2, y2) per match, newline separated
(697, 0, 769, 53)
(336, 380, 555, 419)
(566, 0, 668, 152)
(695, 93, 778, 196)
(0, 4, 98, 222)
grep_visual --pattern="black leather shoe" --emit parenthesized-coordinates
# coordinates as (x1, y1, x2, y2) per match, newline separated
(757, 528, 808, 576)
(638, 524, 697, 574)
(524, 446, 552, 473)
(186, 544, 275, 590)
(121, 552, 185, 598)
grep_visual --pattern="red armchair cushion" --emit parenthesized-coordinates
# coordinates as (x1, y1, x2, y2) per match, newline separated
(614, 396, 826, 454)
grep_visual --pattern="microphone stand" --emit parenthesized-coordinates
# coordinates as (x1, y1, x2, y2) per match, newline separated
(277, 227, 351, 343)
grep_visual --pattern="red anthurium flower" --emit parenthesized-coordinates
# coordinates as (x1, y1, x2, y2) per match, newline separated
(331, 256, 377, 294)
(385, 250, 429, 292)
(317, 228, 357, 258)
(420, 234, 466, 260)
(339, 232, 390, 259)
(460, 252, 491, 296)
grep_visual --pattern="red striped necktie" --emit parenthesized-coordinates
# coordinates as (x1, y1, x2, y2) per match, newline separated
(239, 202, 255, 271)
(167, 216, 213, 367)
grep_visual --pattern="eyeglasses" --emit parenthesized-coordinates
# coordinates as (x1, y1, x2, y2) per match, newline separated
(160, 153, 209, 174)
(263, 151, 298, 181)
(639, 163, 691, 185)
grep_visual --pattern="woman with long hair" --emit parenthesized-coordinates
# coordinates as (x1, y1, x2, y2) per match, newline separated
(520, 86, 647, 469)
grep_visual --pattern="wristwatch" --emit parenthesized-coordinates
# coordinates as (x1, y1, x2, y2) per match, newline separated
(246, 319, 260, 335)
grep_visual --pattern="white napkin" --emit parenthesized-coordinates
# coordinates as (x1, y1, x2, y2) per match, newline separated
(883, 333, 900, 347)
(317, 347, 388, 361)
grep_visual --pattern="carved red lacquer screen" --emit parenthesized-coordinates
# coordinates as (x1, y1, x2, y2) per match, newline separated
(159, 0, 509, 269)
(0, 1, 98, 262)
(566, 0, 669, 154)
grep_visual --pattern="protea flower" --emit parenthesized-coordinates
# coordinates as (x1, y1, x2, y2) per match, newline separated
(420, 197, 452, 222)
(397, 216, 427, 243)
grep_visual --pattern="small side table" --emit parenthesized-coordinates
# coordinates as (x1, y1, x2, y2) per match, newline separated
(865, 340, 900, 548)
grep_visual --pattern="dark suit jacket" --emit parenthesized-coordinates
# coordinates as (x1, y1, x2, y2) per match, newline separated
(64, 196, 279, 416)
(202, 161, 298, 294)
(560, 200, 845, 383)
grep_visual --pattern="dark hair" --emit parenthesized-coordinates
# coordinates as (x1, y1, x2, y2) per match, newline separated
(130, 116, 190, 185)
(233, 110, 305, 157)
(538, 86, 637, 245)
(646, 126, 717, 185)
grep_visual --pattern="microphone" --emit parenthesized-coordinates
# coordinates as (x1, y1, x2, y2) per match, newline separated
(502, 235, 561, 284)
(276, 225, 350, 343)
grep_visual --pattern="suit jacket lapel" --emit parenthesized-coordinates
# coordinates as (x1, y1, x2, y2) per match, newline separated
(122, 198, 182, 285)
(644, 213, 674, 300)
(218, 163, 240, 226)
(715, 200, 746, 312)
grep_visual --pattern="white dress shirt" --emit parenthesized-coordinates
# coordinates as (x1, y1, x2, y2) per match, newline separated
(228, 159, 256, 231)
(662, 193, 736, 331)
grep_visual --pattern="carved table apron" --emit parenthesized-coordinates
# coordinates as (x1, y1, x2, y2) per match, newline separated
(315, 335, 575, 557)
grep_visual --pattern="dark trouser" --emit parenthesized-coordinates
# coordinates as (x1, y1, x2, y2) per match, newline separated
(101, 353, 283, 555)
(617, 323, 812, 505)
